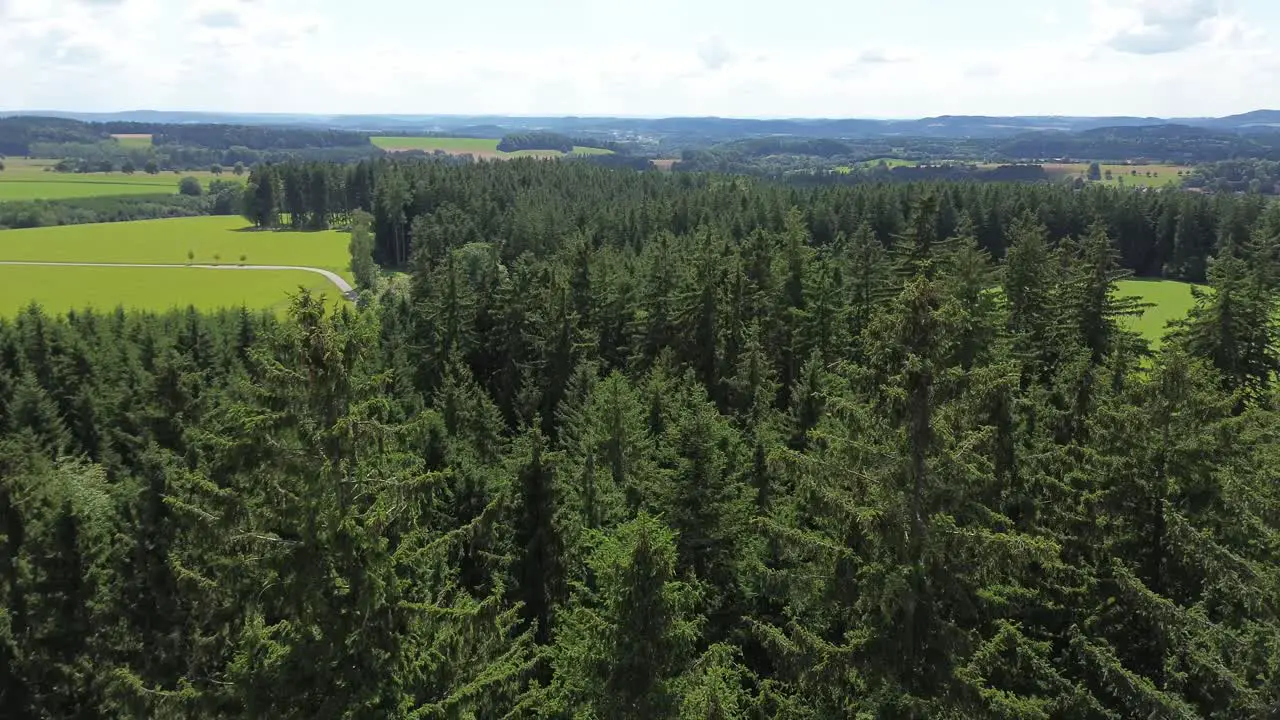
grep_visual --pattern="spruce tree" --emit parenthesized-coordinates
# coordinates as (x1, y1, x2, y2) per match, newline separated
(842, 221, 893, 350)
(1176, 252, 1280, 402)
(1002, 214, 1057, 379)
(545, 514, 700, 718)
(510, 428, 564, 647)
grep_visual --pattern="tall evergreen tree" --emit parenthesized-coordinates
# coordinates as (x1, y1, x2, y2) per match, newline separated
(510, 428, 564, 647)
(544, 514, 700, 718)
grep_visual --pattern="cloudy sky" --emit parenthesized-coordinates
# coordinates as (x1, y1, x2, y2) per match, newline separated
(2, 0, 1278, 118)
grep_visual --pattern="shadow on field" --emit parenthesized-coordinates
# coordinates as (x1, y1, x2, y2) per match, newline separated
(231, 225, 336, 234)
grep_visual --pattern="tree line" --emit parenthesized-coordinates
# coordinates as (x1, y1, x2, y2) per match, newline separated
(146, 124, 371, 150)
(498, 132, 578, 153)
(994, 124, 1280, 163)
(0, 118, 374, 156)
(25, 139, 379, 176)
(1, 156, 1279, 717)
(0, 117, 104, 156)
(496, 132, 619, 154)
(0, 181, 245, 231)
(1185, 158, 1280, 194)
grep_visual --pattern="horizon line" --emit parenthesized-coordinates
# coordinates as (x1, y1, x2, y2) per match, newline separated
(3, 108, 1277, 123)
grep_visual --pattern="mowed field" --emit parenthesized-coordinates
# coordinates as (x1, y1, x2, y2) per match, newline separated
(0, 216, 351, 315)
(371, 136, 613, 159)
(0, 266, 335, 315)
(1043, 163, 1190, 187)
(0, 159, 245, 201)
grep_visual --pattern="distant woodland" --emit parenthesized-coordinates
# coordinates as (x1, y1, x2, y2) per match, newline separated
(242, 158, 1271, 281)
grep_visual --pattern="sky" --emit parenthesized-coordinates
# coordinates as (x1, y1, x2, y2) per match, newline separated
(2, 0, 1280, 118)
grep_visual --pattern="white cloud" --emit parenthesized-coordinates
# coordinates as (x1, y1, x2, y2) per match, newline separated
(855, 48, 906, 64)
(1, 0, 1279, 118)
(964, 62, 1000, 78)
(697, 35, 734, 71)
(1092, 0, 1226, 54)
(197, 9, 241, 28)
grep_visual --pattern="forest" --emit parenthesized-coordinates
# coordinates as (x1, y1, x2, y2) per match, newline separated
(1186, 159, 1280, 195)
(0, 117, 105, 157)
(992, 125, 1280, 164)
(145, 124, 371, 151)
(247, 158, 1270, 281)
(497, 133, 579, 153)
(671, 125, 1280, 176)
(0, 117, 381, 174)
(2, 158, 1279, 718)
(495, 133, 619, 154)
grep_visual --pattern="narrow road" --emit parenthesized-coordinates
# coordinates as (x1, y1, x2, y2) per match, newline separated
(0, 261, 355, 299)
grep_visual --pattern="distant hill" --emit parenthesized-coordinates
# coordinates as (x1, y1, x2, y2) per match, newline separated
(1197, 109, 1280, 130)
(3, 109, 1279, 141)
(995, 124, 1280, 163)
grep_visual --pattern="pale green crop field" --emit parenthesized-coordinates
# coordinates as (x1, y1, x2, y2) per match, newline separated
(370, 136, 612, 158)
(0, 159, 246, 200)
(0, 265, 336, 316)
(1043, 163, 1190, 188)
(0, 216, 350, 277)
(111, 133, 154, 148)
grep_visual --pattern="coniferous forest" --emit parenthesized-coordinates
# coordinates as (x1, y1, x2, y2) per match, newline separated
(2, 158, 1280, 718)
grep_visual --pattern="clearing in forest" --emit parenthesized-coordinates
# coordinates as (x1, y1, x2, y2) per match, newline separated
(1116, 278, 1197, 345)
(370, 136, 612, 158)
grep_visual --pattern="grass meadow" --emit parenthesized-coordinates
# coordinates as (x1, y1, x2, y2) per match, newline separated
(0, 159, 245, 201)
(0, 216, 352, 314)
(0, 216, 350, 274)
(1116, 278, 1198, 346)
(370, 136, 613, 158)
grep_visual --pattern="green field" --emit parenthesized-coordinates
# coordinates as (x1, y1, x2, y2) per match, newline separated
(0, 216, 352, 314)
(370, 136, 612, 158)
(0, 159, 245, 201)
(0, 216, 350, 274)
(1117, 278, 1197, 345)
(0, 266, 335, 315)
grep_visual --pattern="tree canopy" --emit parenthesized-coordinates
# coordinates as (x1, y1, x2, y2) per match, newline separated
(2, 157, 1279, 718)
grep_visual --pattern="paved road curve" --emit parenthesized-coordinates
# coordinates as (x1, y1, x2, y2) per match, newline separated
(0, 261, 356, 299)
